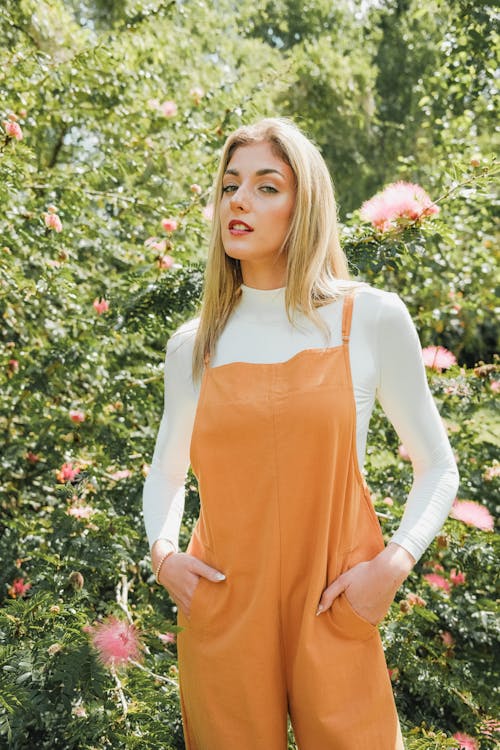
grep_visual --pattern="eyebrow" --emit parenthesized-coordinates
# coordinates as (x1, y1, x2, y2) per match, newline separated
(224, 167, 285, 178)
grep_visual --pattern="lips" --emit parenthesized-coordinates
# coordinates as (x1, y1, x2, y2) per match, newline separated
(228, 219, 254, 232)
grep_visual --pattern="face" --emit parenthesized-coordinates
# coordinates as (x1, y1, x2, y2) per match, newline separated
(220, 141, 296, 286)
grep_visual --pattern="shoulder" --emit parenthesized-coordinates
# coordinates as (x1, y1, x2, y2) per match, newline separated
(353, 285, 412, 328)
(165, 316, 200, 369)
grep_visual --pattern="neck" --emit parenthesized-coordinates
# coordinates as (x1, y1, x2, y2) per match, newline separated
(240, 261, 287, 290)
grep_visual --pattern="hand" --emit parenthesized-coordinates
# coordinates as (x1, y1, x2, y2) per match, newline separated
(316, 543, 415, 624)
(156, 551, 226, 618)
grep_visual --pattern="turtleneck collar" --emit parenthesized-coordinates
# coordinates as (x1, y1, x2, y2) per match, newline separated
(235, 283, 287, 323)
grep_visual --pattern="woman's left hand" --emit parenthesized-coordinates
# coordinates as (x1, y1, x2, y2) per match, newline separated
(316, 542, 416, 624)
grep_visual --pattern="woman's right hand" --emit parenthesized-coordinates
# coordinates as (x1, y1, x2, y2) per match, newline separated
(156, 551, 226, 618)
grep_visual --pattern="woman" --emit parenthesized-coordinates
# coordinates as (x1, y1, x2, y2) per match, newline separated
(143, 118, 459, 750)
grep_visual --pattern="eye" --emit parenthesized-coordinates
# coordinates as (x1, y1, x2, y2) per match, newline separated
(260, 185, 278, 193)
(222, 184, 238, 194)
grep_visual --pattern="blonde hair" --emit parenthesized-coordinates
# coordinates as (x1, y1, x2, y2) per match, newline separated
(192, 117, 355, 383)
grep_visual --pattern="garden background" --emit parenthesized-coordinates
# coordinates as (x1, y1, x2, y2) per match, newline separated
(0, 1, 498, 748)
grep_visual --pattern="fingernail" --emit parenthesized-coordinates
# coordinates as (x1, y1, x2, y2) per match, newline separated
(215, 572, 226, 581)
(316, 605, 324, 616)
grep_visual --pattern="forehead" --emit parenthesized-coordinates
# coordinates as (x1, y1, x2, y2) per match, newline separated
(225, 141, 291, 175)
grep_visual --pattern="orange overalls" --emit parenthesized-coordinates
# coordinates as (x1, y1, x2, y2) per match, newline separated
(177, 294, 403, 749)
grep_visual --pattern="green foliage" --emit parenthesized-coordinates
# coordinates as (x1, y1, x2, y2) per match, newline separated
(0, 1, 498, 749)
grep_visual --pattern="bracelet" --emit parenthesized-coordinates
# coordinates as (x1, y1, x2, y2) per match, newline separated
(154, 548, 175, 583)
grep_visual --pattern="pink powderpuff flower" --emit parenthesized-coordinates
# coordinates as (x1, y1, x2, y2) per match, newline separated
(3, 120, 23, 140)
(360, 181, 440, 232)
(406, 593, 426, 607)
(161, 218, 178, 233)
(88, 616, 142, 667)
(382, 496, 394, 506)
(67, 505, 95, 519)
(56, 462, 80, 483)
(93, 298, 109, 315)
(144, 236, 167, 252)
(190, 86, 204, 105)
(422, 345, 457, 372)
(423, 573, 450, 593)
(8, 577, 31, 598)
(8, 359, 19, 373)
(398, 444, 410, 461)
(202, 203, 214, 221)
(110, 469, 132, 481)
(69, 409, 85, 423)
(190, 183, 202, 194)
(450, 499, 494, 532)
(452, 732, 478, 750)
(483, 464, 500, 481)
(490, 380, 500, 393)
(158, 254, 174, 270)
(44, 213, 63, 232)
(161, 100, 177, 118)
(450, 568, 466, 586)
(158, 631, 176, 645)
(441, 631, 454, 647)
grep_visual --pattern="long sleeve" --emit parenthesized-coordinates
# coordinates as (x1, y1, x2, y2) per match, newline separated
(374, 293, 460, 561)
(142, 322, 199, 550)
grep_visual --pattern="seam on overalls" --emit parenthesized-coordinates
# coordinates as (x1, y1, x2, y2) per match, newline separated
(270, 366, 288, 688)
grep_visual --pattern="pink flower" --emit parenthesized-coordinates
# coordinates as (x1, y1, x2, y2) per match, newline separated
(93, 298, 109, 315)
(202, 203, 214, 221)
(406, 593, 426, 607)
(441, 631, 454, 647)
(360, 181, 439, 232)
(190, 183, 202, 194)
(491, 380, 500, 393)
(483, 464, 500, 481)
(44, 213, 63, 232)
(88, 616, 142, 666)
(8, 577, 31, 598)
(110, 469, 132, 481)
(190, 86, 204, 105)
(423, 573, 450, 592)
(161, 100, 177, 118)
(69, 409, 85, 423)
(144, 236, 167, 252)
(26, 451, 40, 463)
(8, 359, 19, 373)
(158, 254, 174, 269)
(398, 444, 410, 461)
(382, 496, 394, 506)
(158, 631, 176, 645)
(56, 462, 80, 483)
(422, 345, 457, 372)
(67, 505, 94, 519)
(450, 569, 466, 586)
(161, 218, 178, 232)
(3, 120, 23, 140)
(450, 499, 494, 531)
(452, 732, 478, 750)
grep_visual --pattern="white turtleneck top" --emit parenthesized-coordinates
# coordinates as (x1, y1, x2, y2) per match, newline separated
(143, 282, 459, 562)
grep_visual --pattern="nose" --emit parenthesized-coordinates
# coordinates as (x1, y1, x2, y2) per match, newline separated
(229, 186, 250, 212)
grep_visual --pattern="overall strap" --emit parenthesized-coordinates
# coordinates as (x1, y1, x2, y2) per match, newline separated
(341, 292, 355, 344)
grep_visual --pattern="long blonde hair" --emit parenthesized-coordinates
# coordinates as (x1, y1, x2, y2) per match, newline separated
(192, 117, 353, 383)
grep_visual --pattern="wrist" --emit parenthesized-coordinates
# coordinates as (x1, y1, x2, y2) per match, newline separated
(151, 538, 177, 569)
(375, 543, 415, 586)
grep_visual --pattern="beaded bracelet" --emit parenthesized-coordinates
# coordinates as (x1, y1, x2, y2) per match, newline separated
(154, 548, 176, 584)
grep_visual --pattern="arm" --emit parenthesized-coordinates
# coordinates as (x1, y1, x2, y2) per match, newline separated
(142, 328, 198, 557)
(376, 292, 460, 562)
(317, 292, 459, 621)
